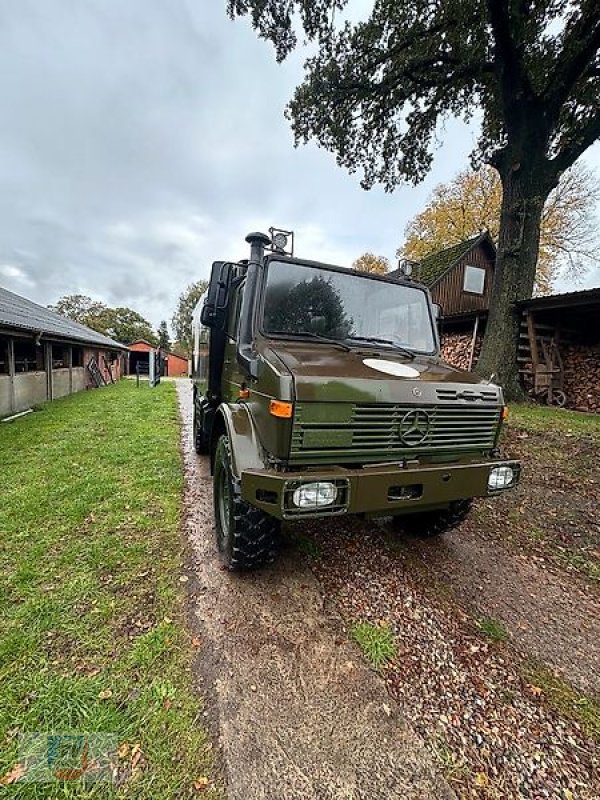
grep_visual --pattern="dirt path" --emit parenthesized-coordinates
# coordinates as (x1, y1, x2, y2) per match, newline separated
(177, 382, 452, 800)
(399, 519, 600, 698)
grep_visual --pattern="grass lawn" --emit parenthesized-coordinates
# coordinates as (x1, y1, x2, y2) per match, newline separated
(509, 402, 600, 440)
(475, 401, 600, 582)
(0, 381, 219, 798)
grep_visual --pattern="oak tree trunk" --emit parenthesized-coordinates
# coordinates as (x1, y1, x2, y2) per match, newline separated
(476, 160, 553, 399)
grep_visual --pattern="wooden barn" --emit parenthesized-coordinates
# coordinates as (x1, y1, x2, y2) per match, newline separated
(390, 236, 600, 413)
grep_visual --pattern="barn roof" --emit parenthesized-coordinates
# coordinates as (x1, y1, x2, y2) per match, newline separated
(516, 287, 600, 311)
(0, 286, 126, 349)
(390, 232, 495, 287)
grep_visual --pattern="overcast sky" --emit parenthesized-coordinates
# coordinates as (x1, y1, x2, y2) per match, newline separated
(0, 0, 598, 331)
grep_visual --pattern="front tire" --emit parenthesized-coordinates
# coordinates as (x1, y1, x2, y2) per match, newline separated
(213, 435, 280, 570)
(394, 499, 473, 538)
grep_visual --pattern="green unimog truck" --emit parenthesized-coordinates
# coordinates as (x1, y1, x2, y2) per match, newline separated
(191, 229, 520, 570)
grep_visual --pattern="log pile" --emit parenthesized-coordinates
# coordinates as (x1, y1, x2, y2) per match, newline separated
(562, 344, 600, 414)
(441, 333, 599, 414)
(440, 333, 483, 372)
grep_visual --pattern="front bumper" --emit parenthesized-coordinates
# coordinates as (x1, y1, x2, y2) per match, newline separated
(241, 458, 521, 520)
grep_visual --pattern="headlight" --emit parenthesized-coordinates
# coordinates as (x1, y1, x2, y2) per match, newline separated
(488, 465, 515, 491)
(292, 481, 337, 508)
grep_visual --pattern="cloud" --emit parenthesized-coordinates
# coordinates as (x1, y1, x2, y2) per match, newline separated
(0, 0, 597, 332)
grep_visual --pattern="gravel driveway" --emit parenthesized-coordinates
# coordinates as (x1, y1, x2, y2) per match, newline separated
(177, 382, 452, 800)
(178, 381, 598, 799)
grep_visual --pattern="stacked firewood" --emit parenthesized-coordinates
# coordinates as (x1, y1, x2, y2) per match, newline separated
(440, 333, 483, 371)
(562, 344, 600, 413)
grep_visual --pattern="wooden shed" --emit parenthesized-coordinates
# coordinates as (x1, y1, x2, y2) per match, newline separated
(390, 236, 599, 412)
(389, 232, 496, 371)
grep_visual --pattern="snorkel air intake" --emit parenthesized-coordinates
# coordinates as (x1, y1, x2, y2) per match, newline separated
(236, 231, 271, 379)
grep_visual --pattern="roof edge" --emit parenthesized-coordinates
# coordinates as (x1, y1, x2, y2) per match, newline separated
(429, 231, 496, 289)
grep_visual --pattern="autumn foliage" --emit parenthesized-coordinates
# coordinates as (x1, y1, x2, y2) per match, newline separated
(352, 253, 390, 275)
(400, 165, 600, 295)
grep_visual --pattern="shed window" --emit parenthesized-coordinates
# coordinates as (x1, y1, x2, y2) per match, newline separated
(14, 340, 45, 372)
(463, 265, 486, 295)
(72, 347, 83, 367)
(52, 344, 68, 369)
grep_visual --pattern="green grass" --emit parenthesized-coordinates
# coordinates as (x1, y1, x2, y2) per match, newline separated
(509, 403, 600, 439)
(350, 622, 397, 669)
(0, 381, 219, 798)
(476, 616, 509, 642)
(524, 663, 600, 743)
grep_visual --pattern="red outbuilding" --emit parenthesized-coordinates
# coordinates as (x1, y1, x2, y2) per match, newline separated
(128, 340, 189, 377)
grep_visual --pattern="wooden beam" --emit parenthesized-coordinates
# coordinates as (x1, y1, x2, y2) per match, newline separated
(526, 311, 539, 372)
(467, 314, 480, 371)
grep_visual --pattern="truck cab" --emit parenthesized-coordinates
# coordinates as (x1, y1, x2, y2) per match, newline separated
(192, 230, 520, 570)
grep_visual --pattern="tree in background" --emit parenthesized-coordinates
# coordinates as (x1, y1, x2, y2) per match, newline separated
(157, 320, 172, 352)
(400, 164, 600, 295)
(52, 295, 157, 345)
(352, 253, 390, 275)
(95, 307, 158, 346)
(50, 295, 107, 331)
(171, 280, 208, 355)
(228, 1, 600, 396)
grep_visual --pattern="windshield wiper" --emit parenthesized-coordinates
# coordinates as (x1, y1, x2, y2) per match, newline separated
(345, 335, 416, 360)
(266, 330, 352, 351)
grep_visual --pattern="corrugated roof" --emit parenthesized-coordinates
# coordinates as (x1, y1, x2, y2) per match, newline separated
(0, 286, 127, 349)
(390, 232, 495, 287)
(516, 287, 600, 310)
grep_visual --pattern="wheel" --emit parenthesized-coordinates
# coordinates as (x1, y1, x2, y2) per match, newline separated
(193, 402, 209, 455)
(213, 435, 280, 570)
(551, 389, 567, 407)
(394, 499, 473, 538)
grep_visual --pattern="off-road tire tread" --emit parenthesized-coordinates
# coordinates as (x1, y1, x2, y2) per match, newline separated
(398, 499, 473, 538)
(215, 436, 279, 571)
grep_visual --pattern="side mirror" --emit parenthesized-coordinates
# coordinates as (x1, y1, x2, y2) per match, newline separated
(432, 303, 442, 321)
(200, 303, 216, 328)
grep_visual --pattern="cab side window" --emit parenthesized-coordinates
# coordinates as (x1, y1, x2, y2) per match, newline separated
(226, 284, 244, 340)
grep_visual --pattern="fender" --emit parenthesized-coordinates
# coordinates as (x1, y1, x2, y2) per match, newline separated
(212, 403, 265, 479)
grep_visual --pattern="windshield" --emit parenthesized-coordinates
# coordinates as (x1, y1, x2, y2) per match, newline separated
(262, 260, 436, 354)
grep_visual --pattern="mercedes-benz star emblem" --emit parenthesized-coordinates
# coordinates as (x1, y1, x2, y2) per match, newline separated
(399, 409, 431, 447)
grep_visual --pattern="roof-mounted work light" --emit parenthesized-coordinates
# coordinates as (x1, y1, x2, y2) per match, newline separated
(269, 226, 294, 256)
(398, 258, 417, 278)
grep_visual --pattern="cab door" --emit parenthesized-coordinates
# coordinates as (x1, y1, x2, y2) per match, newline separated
(221, 281, 247, 402)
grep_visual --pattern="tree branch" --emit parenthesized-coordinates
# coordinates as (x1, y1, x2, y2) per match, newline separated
(486, 0, 535, 104)
(551, 112, 600, 173)
(544, 4, 600, 114)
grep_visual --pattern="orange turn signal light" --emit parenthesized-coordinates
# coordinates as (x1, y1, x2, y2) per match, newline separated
(502, 406, 509, 421)
(269, 399, 293, 419)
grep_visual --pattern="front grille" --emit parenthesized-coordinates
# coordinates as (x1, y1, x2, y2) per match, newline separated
(290, 403, 501, 463)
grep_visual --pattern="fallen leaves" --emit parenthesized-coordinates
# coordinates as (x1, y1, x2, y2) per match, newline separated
(193, 776, 209, 792)
(474, 772, 488, 787)
(526, 683, 543, 698)
(130, 743, 143, 771)
(0, 764, 25, 785)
